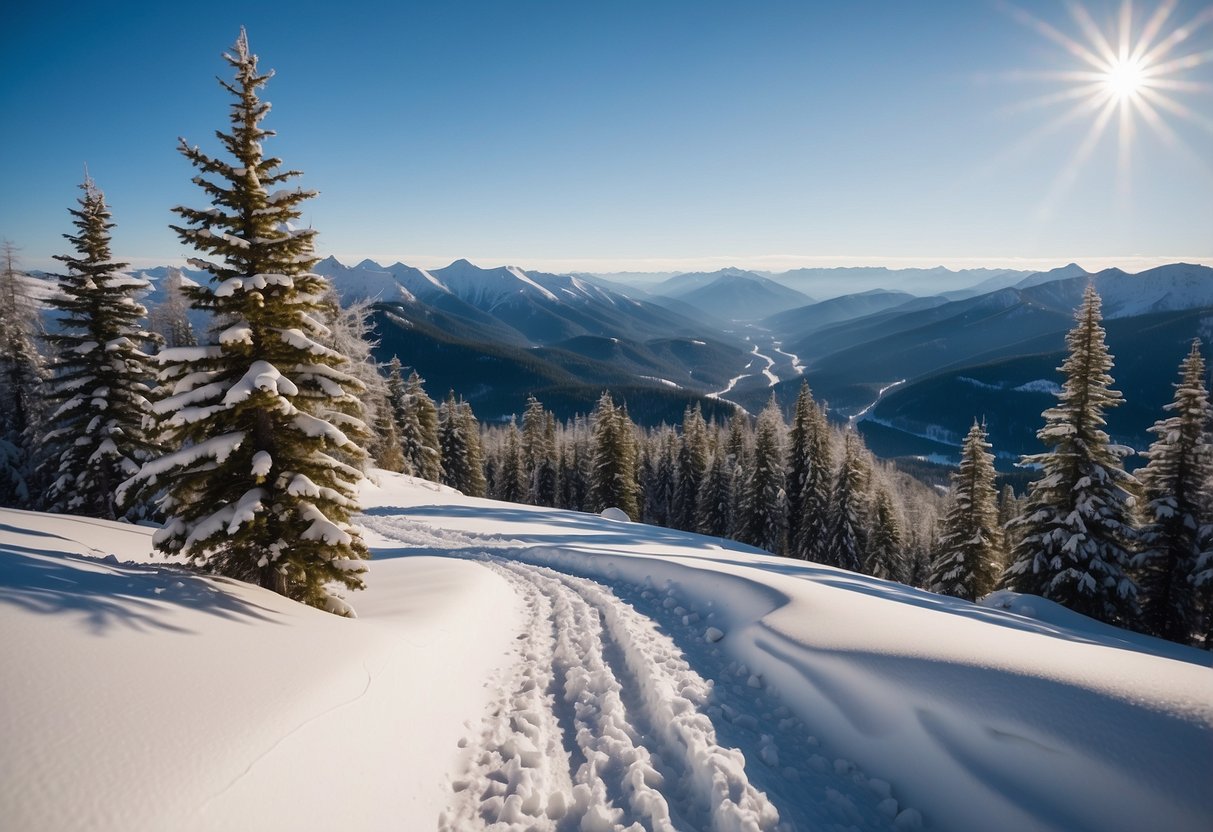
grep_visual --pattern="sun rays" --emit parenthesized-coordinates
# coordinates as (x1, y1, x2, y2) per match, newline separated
(999, 0, 1213, 215)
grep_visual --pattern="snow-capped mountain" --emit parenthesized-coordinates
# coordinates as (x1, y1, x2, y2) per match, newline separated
(653, 267, 814, 321)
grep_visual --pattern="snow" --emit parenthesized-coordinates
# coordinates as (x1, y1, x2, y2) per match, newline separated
(3, 472, 1211, 831)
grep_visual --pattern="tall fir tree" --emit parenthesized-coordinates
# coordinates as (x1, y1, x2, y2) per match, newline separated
(119, 31, 368, 614)
(866, 482, 906, 582)
(672, 404, 709, 531)
(40, 177, 156, 519)
(928, 421, 1004, 600)
(401, 368, 442, 482)
(697, 449, 734, 537)
(737, 397, 787, 554)
(496, 420, 528, 503)
(1134, 340, 1212, 643)
(438, 392, 485, 496)
(1001, 286, 1138, 625)
(797, 399, 834, 562)
(147, 267, 197, 348)
(589, 391, 639, 518)
(0, 242, 45, 508)
(785, 381, 815, 555)
(825, 431, 868, 572)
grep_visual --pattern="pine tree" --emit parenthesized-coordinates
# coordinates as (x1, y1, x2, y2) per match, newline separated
(785, 381, 815, 555)
(401, 369, 442, 482)
(438, 392, 485, 496)
(929, 421, 1004, 600)
(697, 450, 734, 537)
(866, 482, 906, 581)
(40, 177, 156, 519)
(589, 392, 639, 518)
(118, 31, 368, 615)
(672, 404, 709, 531)
(496, 420, 528, 503)
(1134, 340, 1212, 643)
(0, 242, 45, 508)
(322, 296, 400, 472)
(825, 431, 867, 572)
(797, 399, 834, 562)
(521, 396, 558, 506)
(1001, 285, 1138, 625)
(147, 267, 197, 348)
(643, 428, 677, 526)
(737, 397, 787, 554)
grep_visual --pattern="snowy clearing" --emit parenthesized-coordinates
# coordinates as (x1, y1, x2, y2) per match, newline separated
(2, 472, 1211, 831)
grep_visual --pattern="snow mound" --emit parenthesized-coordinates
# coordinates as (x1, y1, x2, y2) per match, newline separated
(599, 506, 631, 522)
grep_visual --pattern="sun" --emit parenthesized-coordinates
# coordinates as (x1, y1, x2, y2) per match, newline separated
(999, 0, 1213, 213)
(1104, 55, 1147, 100)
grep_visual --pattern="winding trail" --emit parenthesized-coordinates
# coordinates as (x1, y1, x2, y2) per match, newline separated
(441, 558, 782, 832)
(358, 511, 918, 832)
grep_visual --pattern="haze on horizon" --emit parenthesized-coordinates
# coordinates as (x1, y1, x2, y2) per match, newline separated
(3, 0, 1211, 275)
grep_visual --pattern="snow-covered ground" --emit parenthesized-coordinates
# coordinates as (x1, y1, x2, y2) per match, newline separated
(2, 473, 1211, 831)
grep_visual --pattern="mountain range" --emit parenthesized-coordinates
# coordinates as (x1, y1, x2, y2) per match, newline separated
(28, 255, 1213, 465)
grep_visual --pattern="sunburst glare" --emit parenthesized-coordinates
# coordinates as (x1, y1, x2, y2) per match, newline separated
(1000, 0, 1213, 215)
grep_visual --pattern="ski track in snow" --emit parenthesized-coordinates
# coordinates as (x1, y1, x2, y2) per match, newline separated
(361, 514, 917, 831)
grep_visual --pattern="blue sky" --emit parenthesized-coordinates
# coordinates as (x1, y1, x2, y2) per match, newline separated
(3, 0, 1211, 273)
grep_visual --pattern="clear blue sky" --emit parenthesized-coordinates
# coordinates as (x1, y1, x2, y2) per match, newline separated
(3, 0, 1211, 274)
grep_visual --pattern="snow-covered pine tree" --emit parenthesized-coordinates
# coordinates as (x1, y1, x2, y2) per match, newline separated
(589, 391, 639, 518)
(866, 481, 905, 582)
(1134, 340, 1212, 643)
(0, 242, 45, 508)
(496, 419, 528, 503)
(401, 368, 442, 482)
(785, 381, 815, 555)
(928, 420, 1004, 600)
(321, 295, 400, 472)
(825, 430, 867, 572)
(521, 395, 558, 506)
(438, 391, 485, 496)
(737, 396, 787, 554)
(118, 31, 368, 614)
(697, 449, 734, 537)
(672, 404, 709, 531)
(643, 428, 677, 526)
(147, 267, 197, 348)
(797, 397, 834, 562)
(40, 177, 156, 519)
(1001, 285, 1138, 625)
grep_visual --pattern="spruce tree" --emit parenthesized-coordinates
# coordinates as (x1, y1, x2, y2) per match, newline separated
(1001, 286, 1138, 625)
(785, 381, 815, 555)
(322, 296, 399, 472)
(589, 392, 639, 518)
(697, 450, 734, 537)
(866, 482, 906, 582)
(929, 421, 1004, 600)
(438, 392, 485, 496)
(737, 397, 787, 554)
(401, 369, 442, 482)
(672, 404, 709, 531)
(798, 399, 834, 562)
(825, 431, 867, 572)
(41, 177, 155, 519)
(1134, 340, 1212, 643)
(0, 242, 45, 508)
(118, 31, 368, 614)
(496, 420, 528, 503)
(147, 267, 197, 348)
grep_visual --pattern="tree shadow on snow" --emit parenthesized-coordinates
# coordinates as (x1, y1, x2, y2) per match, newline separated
(0, 543, 278, 636)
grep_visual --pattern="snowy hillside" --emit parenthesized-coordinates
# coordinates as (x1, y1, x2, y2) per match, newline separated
(2, 473, 1210, 831)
